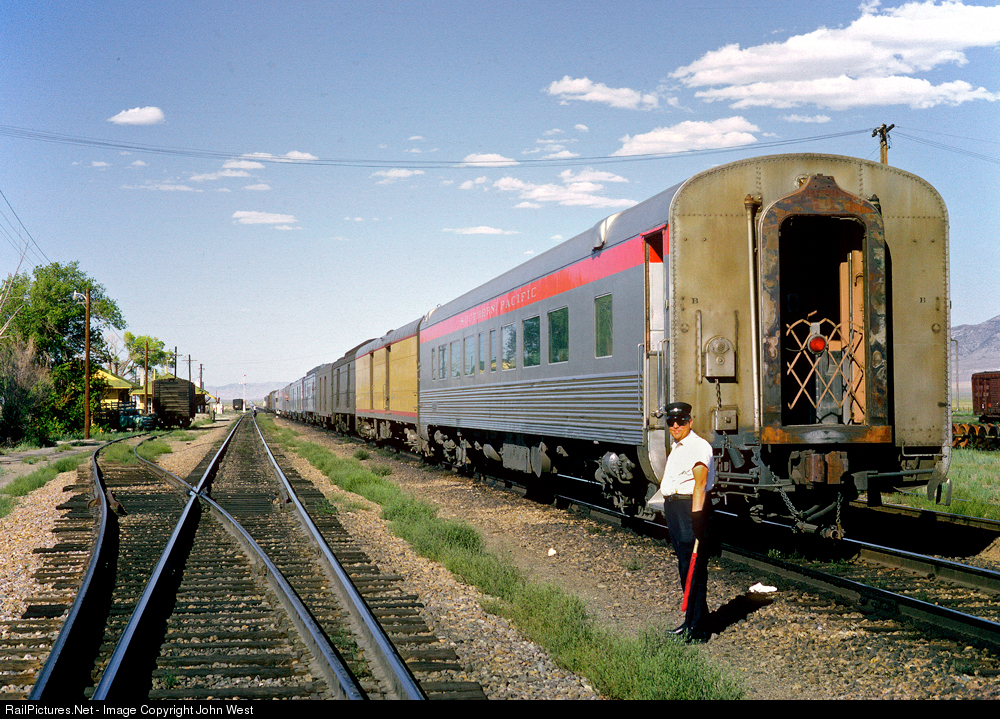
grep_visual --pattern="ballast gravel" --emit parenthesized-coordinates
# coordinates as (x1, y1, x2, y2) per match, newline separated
(3, 416, 999, 700)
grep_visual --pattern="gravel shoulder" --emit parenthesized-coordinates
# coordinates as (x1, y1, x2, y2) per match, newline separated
(5, 416, 1000, 699)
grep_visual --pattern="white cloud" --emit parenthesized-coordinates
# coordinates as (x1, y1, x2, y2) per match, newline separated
(242, 151, 318, 163)
(122, 183, 202, 192)
(671, 1, 1000, 110)
(370, 168, 425, 184)
(243, 183, 271, 191)
(574, 124, 589, 132)
(613, 117, 759, 156)
(190, 169, 251, 182)
(131, 160, 147, 166)
(232, 211, 297, 225)
(783, 114, 832, 123)
(91, 161, 109, 167)
(460, 153, 518, 167)
(107, 106, 165, 125)
(494, 167, 637, 209)
(459, 177, 489, 190)
(545, 76, 658, 109)
(543, 150, 580, 160)
(442, 226, 519, 235)
(224, 159, 266, 170)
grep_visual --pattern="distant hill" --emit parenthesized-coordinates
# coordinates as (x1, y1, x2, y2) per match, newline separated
(204, 381, 289, 404)
(952, 314, 1000, 394)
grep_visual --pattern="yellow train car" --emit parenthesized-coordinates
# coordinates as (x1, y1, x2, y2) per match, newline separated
(355, 317, 421, 443)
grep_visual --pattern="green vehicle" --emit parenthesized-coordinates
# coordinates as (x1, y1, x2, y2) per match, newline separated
(119, 407, 157, 431)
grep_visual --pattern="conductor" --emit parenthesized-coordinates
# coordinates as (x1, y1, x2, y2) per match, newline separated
(660, 402, 714, 642)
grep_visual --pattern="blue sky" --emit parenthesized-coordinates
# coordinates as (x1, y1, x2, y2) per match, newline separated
(2, 0, 998, 387)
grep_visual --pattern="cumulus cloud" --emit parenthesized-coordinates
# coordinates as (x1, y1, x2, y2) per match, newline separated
(671, 1, 1000, 110)
(370, 168, 425, 184)
(107, 106, 165, 125)
(224, 159, 266, 170)
(122, 183, 202, 192)
(232, 211, 297, 225)
(442, 226, 519, 235)
(190, 169, 251, 182)
(494, 167, 636, 209)
(459, 177, 489, 190)
(460, 153, 519, 167)
(242, 151, 318, 163)
(546, 76, 658, 109)
(613, 117, 759, 156)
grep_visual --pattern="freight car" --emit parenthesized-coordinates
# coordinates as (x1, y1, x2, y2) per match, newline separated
(279, 153, 952, 538)
(972, 372, 1000, 422)
(152, 378, 197, 428)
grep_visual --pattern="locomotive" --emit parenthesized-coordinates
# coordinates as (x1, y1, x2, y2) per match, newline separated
(271, 153, 952, 537)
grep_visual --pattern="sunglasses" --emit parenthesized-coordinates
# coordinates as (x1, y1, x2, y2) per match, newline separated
(667, 417, 690, 427)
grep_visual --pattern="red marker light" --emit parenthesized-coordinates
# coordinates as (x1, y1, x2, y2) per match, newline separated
(808, 336, 826, 353)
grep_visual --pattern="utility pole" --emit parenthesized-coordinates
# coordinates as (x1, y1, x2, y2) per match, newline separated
(872, 123, 894, 165)
(84, 288, 90, 439)
(144, 341, 149, 413)
(174, 346, 178, 377)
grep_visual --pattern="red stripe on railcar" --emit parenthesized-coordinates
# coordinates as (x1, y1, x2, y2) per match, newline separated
(421, 234, 658, 344)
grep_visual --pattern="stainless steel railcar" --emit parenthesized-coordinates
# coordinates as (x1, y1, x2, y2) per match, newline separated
(282, 153, 952, 536)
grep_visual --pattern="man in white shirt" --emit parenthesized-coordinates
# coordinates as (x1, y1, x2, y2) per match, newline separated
(660, 402, 715, 642)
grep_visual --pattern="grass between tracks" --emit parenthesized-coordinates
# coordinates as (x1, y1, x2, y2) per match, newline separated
(0, 454, 89, 518)
(257, 415, 742, 700)
(884, 448, 1000, 521)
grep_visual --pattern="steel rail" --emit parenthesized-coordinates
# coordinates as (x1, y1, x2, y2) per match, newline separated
(843, 537, 1000, 595)
(721, 544, 1000, 654)
(29, 435, 134, 701)
(90, 418, 245, 699)
(251, 415, 427, 700)
(127, 422, 367, 700)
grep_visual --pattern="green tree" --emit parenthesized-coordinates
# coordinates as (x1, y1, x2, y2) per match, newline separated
(1, 262, 124, 440)
(3, 262, 125, 368)
(0, 339, 51, 444)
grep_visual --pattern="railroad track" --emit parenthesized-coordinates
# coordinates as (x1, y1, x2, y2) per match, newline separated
(12, 417, 484, 701)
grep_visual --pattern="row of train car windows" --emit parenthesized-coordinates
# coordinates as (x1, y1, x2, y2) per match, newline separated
(431, 294, 612, 379)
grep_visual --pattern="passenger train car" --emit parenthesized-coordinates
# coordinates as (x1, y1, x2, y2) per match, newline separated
(271, 153, 951, 536)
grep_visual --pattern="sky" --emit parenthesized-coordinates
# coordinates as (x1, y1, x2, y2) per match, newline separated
(1, 0, 998, 388)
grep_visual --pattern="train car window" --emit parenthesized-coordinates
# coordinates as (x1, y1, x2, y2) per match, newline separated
(502, 324, 516, 370)
(595, 294, 613, 357)
(479, 333, 486, 373)
(464, 336, 475, 375)
(548, 307, 569, 363)
(490, 329, 498, 372)
(450, 340, 461, 377)
(523, 316, 540, 367)
(438, 344, 447, 379)
(431, 348, 437, 381)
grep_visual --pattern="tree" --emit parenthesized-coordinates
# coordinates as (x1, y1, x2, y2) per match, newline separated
(104, 332, 171, 380)
(0, 338, 51, 444)
(2, 262, 125, 368)
(0, 262, 124, 440)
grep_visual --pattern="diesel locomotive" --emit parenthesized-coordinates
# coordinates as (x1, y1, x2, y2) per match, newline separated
(269, 153, 952, 537)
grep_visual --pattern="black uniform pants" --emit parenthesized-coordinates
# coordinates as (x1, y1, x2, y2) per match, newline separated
(664, 494, 711, 637)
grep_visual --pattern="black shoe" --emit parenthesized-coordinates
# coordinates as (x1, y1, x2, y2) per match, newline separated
(669, 625, 689, 635)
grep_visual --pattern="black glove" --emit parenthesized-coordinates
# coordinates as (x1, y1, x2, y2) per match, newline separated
(691, 510, 707, 543)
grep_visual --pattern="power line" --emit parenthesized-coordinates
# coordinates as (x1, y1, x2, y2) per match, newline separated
(0, 123, 871, 170)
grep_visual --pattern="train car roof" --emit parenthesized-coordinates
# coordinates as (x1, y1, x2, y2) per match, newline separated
(422, 180, 682, 329)
(357, 317, 423, 355)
